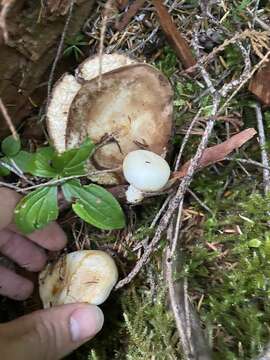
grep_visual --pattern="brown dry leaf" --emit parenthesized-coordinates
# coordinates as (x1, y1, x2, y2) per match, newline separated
(153, 0, 196, 69)
(172, 128, 257, 179)
(115, 0, 145, 31)
(249, 60, 270, 106)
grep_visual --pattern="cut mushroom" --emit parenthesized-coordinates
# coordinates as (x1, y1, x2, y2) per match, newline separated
(47, 54, 136, 155)
(123, 150, 171, 203)
(39, 250, 118, 308)
(47, 74, 81, 153)
(75, 53, 137, 81)
(47, 53, 173, 185)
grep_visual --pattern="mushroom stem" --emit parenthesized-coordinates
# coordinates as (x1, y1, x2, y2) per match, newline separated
(126, 185, 144, 204)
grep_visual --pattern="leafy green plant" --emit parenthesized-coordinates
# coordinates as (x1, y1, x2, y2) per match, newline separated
(0, 135, 34, 176)
(63, 33, 88, 61)
(1, 137, 125, 234)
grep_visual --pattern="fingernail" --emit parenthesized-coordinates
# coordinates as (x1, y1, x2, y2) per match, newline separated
(69, 305, 104, 342)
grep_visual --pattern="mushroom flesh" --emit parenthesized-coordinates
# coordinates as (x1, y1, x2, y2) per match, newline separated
(39, 250, 118, 308)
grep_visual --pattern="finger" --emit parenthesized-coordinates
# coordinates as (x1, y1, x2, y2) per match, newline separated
(0, 303, 104, 360)
(0, 188, 67, 251)
(0, 188, 21, 230)
(0, 229, 47, 272)
(9, 220, 67, 251)
(0, 265, 33, 300)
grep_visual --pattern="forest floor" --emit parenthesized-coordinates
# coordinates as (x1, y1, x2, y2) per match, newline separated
(1, 1, 270, 359)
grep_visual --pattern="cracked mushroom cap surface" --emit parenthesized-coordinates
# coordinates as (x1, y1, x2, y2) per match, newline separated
(67, 64, 173, 168)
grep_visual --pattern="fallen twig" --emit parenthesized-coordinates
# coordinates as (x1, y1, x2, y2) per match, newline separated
(219, 49, 270, 113)
(225, 157, 270, 171)
(153, 0, 196, 69)
(46, 0, 75, 110)
(187, 188, 214, 216)
(0, 97, 18, 139)
(0, 0, 15, 43)
(165, 221, 212, 360)
(0, 167, 121, 193)
(98, 0, 114, 89)
(255, 103, 270, 194)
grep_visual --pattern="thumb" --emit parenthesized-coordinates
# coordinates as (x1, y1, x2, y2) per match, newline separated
(0, 303, 104, 360)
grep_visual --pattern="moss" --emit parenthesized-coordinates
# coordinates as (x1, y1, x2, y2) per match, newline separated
(185, 172, 270, 359)
(70, 270, 181, 360)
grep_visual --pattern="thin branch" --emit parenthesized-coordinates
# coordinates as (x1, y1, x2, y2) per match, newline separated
(225, 156, 270, 171)
(0, 181, 25, 192)
(218, 50, 270, 114)
(255, 103, 270, 194)
(0, 161, 34, 185)
(98, 0, 114, 89)
(0, 167, 121, 193)
(187, 188, 214, 216)
(175, 110, 202, 171)
(46, 0, 75, 110)
(0, 0, 15, 43)
(0, 98, 18, 139)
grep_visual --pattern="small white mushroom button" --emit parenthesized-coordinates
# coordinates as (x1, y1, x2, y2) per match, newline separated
(123, 150, 171, 203)
(39, 250, 118, 308)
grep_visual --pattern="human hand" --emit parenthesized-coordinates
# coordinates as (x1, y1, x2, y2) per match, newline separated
(0, 188, 104, 360)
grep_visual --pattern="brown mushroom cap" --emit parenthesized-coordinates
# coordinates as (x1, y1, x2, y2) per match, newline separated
(47, 54, 173, 185)
(67, 64, 173, 171)
(47, 54, 137, 154)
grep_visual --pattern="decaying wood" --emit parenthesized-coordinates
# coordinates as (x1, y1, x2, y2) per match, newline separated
(249, 60, 270, 106)
(173, 128, 257, 179)
(153, 0, 196, 69)
(115, 0, 145, 31)
(0, 0, 95, 138)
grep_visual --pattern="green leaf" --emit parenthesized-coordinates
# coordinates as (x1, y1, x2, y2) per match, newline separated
(62, 180, 125, 230)
(1, 135, 21, 156)
(11, 151, 35, 173)
(0, 158, 10, 176)
(15, 186, 59, 234)
(61, 179, 81, 201)
(52, 138, 95, 176)
(29, 147, 58, 178)
(248, 239, 262, 248)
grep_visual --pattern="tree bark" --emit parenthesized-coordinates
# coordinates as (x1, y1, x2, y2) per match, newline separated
(0, 0, 95, 137)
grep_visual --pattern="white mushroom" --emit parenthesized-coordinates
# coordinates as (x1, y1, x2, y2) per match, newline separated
(123, 150, 171, 203)
(39, 250, 118, 308)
